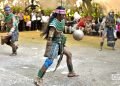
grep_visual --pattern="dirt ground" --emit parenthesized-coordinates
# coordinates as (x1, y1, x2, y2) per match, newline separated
(0, 31, 120, 86)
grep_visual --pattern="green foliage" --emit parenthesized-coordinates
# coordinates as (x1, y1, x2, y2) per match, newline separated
(43, 8, 53, 16)
(116, 12, 120, 16)
(0, 8, 2, 11)
(91, 2, 104, 19)
(11, 6, 24, 13)
(80, 12, 87, 17)
(75, 2, 104, 18)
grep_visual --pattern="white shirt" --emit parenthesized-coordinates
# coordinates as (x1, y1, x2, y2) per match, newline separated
(41, 16, 49, 23)
(31, 13, 36, 21)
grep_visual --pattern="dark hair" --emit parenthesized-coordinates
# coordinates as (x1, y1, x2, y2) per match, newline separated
(56, 6, 65, 10)
(41, 6, 65, 39)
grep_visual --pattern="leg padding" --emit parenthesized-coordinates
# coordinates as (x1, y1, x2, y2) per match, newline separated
(43, 58, 53, 68)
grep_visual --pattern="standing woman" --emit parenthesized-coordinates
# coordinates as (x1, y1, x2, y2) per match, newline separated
(34, 6, 78, 86)
(1, 5, 19, 56)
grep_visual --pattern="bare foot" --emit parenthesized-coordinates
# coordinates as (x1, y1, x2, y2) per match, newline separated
(112, 47, 115, 50)
(67, 72, 79, 77)
(10, 52, 17, 56)
(34, 77, 43, 86)
(99, 47, 102, 51)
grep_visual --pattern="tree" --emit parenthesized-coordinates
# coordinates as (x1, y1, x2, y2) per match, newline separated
(82, 0, 92, 16)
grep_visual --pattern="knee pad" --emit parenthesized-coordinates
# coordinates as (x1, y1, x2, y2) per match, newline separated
(43, 58, 53, 68)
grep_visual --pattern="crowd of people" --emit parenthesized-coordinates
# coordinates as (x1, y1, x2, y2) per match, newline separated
(1, 7, 120, 38)
(0, 9, 50, 32)
(64, 11, 120, 37)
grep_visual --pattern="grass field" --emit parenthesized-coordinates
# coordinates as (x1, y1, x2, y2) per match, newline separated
(19, 31, 120, 48)
(1, 31, 120, 49)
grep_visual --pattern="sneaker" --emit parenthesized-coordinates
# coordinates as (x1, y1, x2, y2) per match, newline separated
(34, 77, 43, 86)
(67, 72, 79, 77)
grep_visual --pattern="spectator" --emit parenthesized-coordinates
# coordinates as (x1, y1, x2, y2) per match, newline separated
(24, 12, 31, 31)
(31, 10, 37, 31)
(77, 18, 86, 31)
(36, 11, 42, 31)
(18, 11, 24, 31)
(41, 13, 49, 32)
(85, 20, 92, 35)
